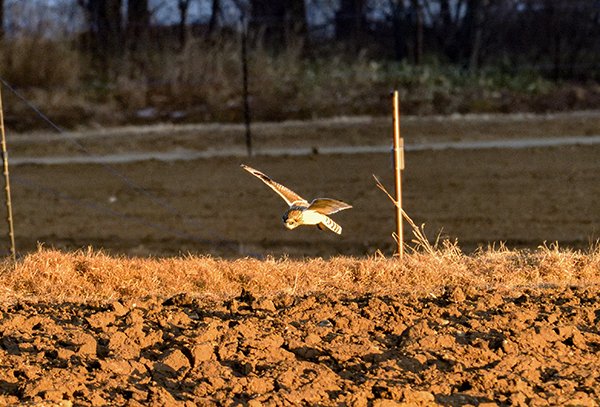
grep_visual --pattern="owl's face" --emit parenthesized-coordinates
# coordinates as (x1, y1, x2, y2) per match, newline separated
(283, 209, 303, 230)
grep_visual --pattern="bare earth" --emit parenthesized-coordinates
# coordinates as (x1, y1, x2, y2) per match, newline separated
(1, 112, 599, 406)
(1, 287, 599, 406)
(4, 111, 600, 257)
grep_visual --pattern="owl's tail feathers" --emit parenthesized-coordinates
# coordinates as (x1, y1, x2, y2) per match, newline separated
(318, 216, 343, 235)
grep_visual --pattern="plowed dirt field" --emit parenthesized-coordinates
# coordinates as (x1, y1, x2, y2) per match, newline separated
(1, 286, 599, 406)
(1, 113, 599, 406)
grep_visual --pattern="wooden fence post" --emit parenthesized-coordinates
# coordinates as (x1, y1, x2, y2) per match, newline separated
(0, 84, 16, 262)
(392, 90, 404, 258)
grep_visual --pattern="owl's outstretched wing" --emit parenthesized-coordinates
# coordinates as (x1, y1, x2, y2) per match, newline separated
(308, 198, 352, 215)
(241, 164, 308, 207)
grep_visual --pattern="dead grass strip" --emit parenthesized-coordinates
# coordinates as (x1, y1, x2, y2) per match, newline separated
(0, 243, 598, 304)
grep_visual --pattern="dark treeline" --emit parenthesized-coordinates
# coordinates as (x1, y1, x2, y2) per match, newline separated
(1, 0, 596, 81)
(2, 0, 600, 128)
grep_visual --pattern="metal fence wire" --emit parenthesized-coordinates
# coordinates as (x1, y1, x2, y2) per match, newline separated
(0, 77, 233, 256)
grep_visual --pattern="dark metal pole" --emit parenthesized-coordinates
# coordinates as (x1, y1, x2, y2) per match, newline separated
(241, 15, 252, 156)
(0, 84, 16, 262)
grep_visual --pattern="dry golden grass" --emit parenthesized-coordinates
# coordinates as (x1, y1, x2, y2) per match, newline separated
(0, 243, 598, 304)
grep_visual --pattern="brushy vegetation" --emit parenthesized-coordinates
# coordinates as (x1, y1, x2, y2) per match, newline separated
(2, 36, 600, 131)
(0, 243, 598, 304)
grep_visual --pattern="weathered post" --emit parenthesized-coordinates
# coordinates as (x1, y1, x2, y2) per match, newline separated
(392, 91, 404, 258)
(0, 84, 16, 262)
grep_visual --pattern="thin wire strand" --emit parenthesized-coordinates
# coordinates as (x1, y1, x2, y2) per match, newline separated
(0, 77, 202, 232)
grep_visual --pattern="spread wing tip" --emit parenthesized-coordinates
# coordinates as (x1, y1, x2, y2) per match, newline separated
(240, 164, 268, 179)
(240, 164, 306, 206)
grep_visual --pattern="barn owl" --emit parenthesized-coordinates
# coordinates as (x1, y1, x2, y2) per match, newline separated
(241, 164, 352, 234)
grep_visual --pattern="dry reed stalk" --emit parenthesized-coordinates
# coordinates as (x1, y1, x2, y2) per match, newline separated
(373, 174, 438, 256)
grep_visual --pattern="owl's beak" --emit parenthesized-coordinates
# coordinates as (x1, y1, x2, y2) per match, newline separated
(284, 220, 298, 230)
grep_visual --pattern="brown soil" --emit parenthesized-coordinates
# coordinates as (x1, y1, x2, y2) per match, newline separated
(6, 116, 600, 257)
(1, 113, 600, 405)
(1, 286, 598, 406)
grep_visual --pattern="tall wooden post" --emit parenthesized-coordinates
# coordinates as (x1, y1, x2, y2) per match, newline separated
(0, 84, 16, 262)
(392, 91, 404, 258)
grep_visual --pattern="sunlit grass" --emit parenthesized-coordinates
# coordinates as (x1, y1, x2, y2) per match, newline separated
(0, 242, 598, 304)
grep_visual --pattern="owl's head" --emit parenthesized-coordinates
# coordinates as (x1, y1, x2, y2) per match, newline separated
(282, 209, 302, 230)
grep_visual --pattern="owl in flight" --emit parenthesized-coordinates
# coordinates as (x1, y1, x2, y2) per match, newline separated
(241, 164, 352, 234)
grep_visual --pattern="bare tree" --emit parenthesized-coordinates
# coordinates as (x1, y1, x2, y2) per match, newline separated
(387, 0, 409, 61)
(335, 0, 367, 50)
(127, 0, 150, 51)
(439, 0, 452, 30)
(0, 0, 4, 39)
(78, 0, 124, 59)
(428, 0, 461, 62)
(206, 0, 221, 38)
(464, 0, 488, 71)
(563, 1, 600, 78)
(248, 0, 307, 50)
(410, 0, 424, 64)
(532, 0, 600, 80)
(177, 0, 191, 49)
(288, 0, 308, 43)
